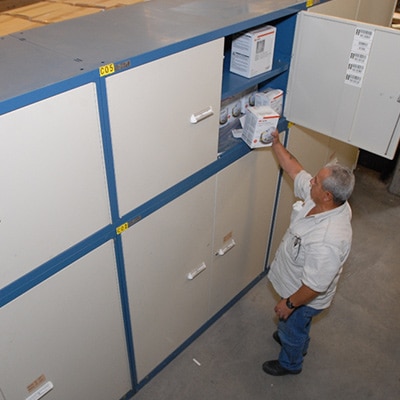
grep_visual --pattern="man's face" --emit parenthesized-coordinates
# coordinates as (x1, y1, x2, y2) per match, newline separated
(310, 167, 331, 205)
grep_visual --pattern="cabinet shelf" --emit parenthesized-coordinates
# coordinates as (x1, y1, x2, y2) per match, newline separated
(221, 53, 290, 100)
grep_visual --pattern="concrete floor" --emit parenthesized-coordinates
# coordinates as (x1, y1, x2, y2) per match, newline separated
(133, 166, 400, 400)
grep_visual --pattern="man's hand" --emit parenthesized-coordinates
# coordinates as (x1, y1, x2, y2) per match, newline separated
(274, 285, 320, 320)
(274, 298, 294, 321)
(270, 128, 281, 146)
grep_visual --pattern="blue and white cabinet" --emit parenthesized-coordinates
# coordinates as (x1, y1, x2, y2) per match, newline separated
(0, 0, 398, 398)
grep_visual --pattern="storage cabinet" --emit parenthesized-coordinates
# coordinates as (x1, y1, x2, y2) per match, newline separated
(221, 12, 297, 100)
(106, 39, 224, 216)
(0, 83, 111, 289)
(0, 241, 131, 400)
(125, 149, 279, 382)
(1, 1, 399, 398)
(123, 177, 216, 382)
(285, 11, 400, 159)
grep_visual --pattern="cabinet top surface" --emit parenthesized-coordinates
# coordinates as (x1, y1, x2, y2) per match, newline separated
(0, 0, 310, 105)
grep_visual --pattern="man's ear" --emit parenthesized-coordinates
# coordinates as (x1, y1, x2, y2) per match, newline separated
(324, 191, 333, 202)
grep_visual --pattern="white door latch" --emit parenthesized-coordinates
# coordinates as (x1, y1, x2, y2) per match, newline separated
(190, 106, 214, 124)
(216, 238, 236, 256)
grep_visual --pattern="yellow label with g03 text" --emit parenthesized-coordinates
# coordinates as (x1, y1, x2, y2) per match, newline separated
(99, 63, 115, 77)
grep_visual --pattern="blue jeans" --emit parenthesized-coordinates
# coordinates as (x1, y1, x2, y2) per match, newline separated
(278, 305, 322, 371)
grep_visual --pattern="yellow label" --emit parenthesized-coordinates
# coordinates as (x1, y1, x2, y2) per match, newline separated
(99, 63, 115, 77)
(116, 222, 129, 235)
(306, 0, 314, 7)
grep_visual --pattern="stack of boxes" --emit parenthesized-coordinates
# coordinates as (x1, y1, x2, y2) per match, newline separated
(225, 24, 283, 149)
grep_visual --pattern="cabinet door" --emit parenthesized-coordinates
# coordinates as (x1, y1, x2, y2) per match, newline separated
(356, 0, 397, 26)
(0, 84, 111, 289)
(123, 177, 215, 382)
(0, 241, 131, 400)
(106, 39, 224, 216)
(285, 11, 400, 159)
(210, 150, 278, 315)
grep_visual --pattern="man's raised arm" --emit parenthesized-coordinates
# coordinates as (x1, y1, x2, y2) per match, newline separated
(271, 129, 303, 181)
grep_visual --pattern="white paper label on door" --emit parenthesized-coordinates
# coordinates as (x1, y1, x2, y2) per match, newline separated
(345, 27, 375, 88)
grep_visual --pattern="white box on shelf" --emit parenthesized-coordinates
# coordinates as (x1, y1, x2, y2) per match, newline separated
(254, 88, 284, 115)
(242, 105, 279, 148)
(230, 25, 276, 78)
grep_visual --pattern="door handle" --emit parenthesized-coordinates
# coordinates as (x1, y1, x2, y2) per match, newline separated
(190, 106, 214, 124)
(215, 238, 236, 256)
(187, 262, 207, 280)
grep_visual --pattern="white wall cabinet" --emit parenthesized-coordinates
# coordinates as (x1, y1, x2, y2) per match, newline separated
(1, 0, 398, 398)
(0, 83, 111, 289)
(124, 149, 279, 382)
(106, 39, 224, 216)
(285, 11, 400, 159)
(122, 177, 216, 382)
(0, 241, 131, 400)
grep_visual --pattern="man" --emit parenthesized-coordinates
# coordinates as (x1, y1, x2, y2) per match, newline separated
(263, 130, 355, 376)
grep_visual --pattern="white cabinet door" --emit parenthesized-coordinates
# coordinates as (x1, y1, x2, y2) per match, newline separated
(123, 177, 215, 382)
(0, 84, 111, 289)
(356, 0, 397, 26)
(0, 241, 131, 400)
(106, 39, 224, 216)
(210, 150, 278, 315)
(285, 11, 400, 159)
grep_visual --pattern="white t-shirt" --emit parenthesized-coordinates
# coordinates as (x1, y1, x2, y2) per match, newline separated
(268, 170, 352, 309)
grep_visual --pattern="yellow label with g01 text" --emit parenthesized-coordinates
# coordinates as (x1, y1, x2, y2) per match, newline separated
(99, 63, 115, 77)
(306, 0, 314, 7)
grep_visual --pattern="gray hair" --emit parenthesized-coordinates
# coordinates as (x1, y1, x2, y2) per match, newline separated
(322, 163, 355, 205)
